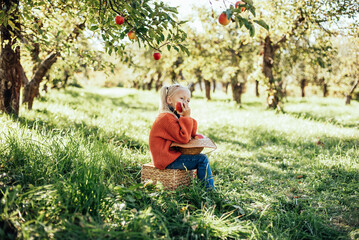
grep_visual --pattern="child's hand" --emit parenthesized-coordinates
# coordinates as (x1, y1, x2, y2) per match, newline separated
(179, 102, 191, 117)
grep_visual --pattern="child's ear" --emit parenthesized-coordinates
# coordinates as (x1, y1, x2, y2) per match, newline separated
(166, 96, 172, 104)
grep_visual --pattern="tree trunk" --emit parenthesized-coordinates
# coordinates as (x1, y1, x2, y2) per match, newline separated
(146, 77, 154, 90)
(255, 80, 260, 97)
(262, 36, 275, 85)
(222, 82, 230, 94)
(231, 82, 244, 104)
(155, 72, 162, 92)
(262, 36, 282, 109)
(195, 68, 203, 92)
(30, 19, 42, 74)
(345, 94, 351, 105)
(0, 0, 22, 116)
(323, 78, 329, 97)
(300, 78, 306, 97)
(188, 82, 195, 97)
(345, 80, 359, 105)
(170, 69, 176, 83)
(31, 42, 41, 74)
(22, 22, 85, 109)
(204, 79, 211, 100)
(23, 52, 58, 109)
(230, 71, 244, 104)
(63, 70, 70, 88)
(178, 69, 185, 80)
(212, 79, 216, 93)
(198, 79, 203, 92)
(323, 83, 328, 97)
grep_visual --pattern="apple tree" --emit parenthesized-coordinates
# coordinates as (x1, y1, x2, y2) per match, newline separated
(0, 0, 189, 115)
(181, 5, 265, 103)
(255, 0, 359, 110)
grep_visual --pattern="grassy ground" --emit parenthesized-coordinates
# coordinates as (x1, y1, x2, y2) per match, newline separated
(0, 87, 358, 239)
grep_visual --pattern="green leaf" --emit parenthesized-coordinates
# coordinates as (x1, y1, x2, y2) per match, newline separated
(226, 9, 233, 19)
(248, 6, 256, 17)
(249, 22, 255, 37)
(242, 20, 255, 37)
(167, 45, 171, 51)
(178, 20, 188, 25)
(254, 19, 269, 30)
(239, 16, 250, 29)
(8, 19, 16, 30)
(89, 25, 98, 31)
(243, 0, 253, 5)
(179, 45, 190, 56)
(149, 29, 155, 39)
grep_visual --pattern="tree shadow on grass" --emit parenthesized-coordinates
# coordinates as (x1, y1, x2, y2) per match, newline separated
(283, 109, 359, 129)
(207, 123, 358, 234)
(241, 100, 265, 108)
(65, 89, 158, 112)
(12, 109, 147, 153)
(284, 111, 359, 128)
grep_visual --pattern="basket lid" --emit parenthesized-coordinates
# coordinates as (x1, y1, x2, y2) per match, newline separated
(170, 135, 217, 149)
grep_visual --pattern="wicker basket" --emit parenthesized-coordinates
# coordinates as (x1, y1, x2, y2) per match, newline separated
(141, 163, 195, 190)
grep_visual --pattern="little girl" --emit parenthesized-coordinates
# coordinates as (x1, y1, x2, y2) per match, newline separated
(149, 84, 214, 189)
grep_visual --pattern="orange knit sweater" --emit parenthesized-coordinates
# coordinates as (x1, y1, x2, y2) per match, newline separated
(149, 112, 197, 169)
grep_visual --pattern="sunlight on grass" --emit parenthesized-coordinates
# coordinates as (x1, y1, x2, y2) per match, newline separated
(1, 87, 358, 239)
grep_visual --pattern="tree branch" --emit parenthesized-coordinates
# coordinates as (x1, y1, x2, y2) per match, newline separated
(274, 7, 305, 48)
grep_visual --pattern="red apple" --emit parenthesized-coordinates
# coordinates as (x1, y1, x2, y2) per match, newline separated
(218, 12, 231, 26)
(128, 31, 136, 39)
(235, 1, 246, 12)
(153, 52, 161, 60)
(194, 134, 205, 139)
(176, 102, 182, 113)
(115, 16, 125, 25)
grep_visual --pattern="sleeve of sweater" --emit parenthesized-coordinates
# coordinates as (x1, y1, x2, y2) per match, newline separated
(191, 118, 198, 137)
(162, 114, 194, 144)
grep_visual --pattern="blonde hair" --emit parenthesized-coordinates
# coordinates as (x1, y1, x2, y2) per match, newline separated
(159, 84, 190, 113)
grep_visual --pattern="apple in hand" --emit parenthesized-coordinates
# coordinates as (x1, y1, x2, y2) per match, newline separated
(176, 102, 183, 113)
(235, 1, 246, 12)
(218, 12, 231, 26)
(115, 16, 125, 25)
(153, 52, 161, 60)
(128, 31, 136, 39)
(194, 134, 205, 139)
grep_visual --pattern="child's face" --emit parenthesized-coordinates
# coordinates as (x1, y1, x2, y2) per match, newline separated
(167, 89, 191, 109)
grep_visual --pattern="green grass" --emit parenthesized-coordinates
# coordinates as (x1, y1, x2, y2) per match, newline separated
(0, 87, 358, 239)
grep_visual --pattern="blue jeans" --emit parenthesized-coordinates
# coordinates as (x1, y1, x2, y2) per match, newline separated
(166, 154, 215, 189)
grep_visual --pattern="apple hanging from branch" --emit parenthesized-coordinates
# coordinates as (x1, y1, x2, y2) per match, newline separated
(218, 12, 231, 26)
(128, 31, 136, 39)
(115, 16, 125, 25)
(153, 52, 161, 60)
(235, 1, 246, 12)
